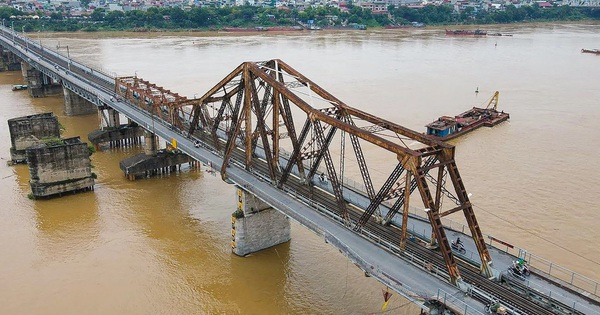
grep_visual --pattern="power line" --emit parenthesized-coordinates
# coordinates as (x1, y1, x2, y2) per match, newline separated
(472, 203, 600, 267)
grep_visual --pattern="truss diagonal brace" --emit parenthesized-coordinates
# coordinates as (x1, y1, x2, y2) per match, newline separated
(346, 115, 376, 200)
(278, 119, 311, 188)
(413, 163, 461, 284)
(313, 120, 348, 220)
(355, 162, 406, 231)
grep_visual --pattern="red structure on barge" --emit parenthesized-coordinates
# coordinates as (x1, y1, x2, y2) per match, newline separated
(426, 91, 509, 141)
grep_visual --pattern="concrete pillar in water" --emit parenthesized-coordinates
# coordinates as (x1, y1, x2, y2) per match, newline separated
(21, 61, 44, 98)
(106, 108, 120, 128)
(26, 136, 95, 198)
(231, 187, 291, 256)
(0, 50, 21, 71)
(87, 123, 145, 150)
(63, 86, 96, 116)
(7, 112, 61, 164)
(143, 131, 159, 156)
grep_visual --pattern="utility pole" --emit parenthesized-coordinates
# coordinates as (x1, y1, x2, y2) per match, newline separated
(22, 26, 28, 51)
(57, 42, 70, 70)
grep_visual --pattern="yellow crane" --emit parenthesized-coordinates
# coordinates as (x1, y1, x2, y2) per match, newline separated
(486, 91, 500, 111)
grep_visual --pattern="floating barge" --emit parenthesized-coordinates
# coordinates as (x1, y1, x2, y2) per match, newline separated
(426, 91, 509, 141)
(385, 22, 425, 29)
(222, 27, 268, 32)
(222, 26, 303, 32)
(581, 48, 600, 55)
(445, 29, 487, 36)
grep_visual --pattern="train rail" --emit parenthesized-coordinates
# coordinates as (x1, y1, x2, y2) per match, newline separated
(222, 144, 581, 315)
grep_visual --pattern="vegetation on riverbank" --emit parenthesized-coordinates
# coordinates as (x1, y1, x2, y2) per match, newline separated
(1, 4, 599, 33)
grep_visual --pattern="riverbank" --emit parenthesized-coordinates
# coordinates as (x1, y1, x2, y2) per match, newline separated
(21, 19, 600, 39)
(26, 20, 600, 43)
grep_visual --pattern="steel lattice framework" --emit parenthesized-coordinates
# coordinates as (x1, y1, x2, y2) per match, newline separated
(115, 76, 196, 131)
(118, 59, 494, 284)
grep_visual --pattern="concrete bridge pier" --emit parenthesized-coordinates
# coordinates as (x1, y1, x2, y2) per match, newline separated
(87, 124, 145, 150)
(119, 148, 197, 180)
(26, 136, 95, 198)
(144, 131, 159, 156)
(106, 108, 120, 128)
(231, 187, 291, 256)
(7, 112, 61, 164)
(21, 62, 62, 97)
(63, 87, 96, 116)
(87, 108, 145, 150)
(22, 62, 44, 97)
(119, 131, 198, 180)
(1, 49, 21, 71)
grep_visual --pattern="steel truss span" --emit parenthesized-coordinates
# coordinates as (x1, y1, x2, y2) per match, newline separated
(146, 59, 493, 284)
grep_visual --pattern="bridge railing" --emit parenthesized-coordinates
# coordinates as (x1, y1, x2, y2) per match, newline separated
(275, 185, 448, 310)
(433, 211, 600, 299)
(308, 163, 600, 300)
(436, 289, 486, 315)
(278, 147, 600, 298)
(0, 25, 116, 90)
(255, 164, 454, 304)
(505, 272, 600, 315)
(522, 251, 599, 298)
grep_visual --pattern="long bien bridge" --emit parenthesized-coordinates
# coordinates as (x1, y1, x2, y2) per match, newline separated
(2, 25, 600, 315)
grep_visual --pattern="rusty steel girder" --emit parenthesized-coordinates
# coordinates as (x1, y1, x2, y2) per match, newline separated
(131, 59, 493, 284)
(185, 59, 494, 283)
(115, 76, 191, 130)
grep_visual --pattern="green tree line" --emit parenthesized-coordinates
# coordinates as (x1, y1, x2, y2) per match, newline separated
(0, 4, 598, 32)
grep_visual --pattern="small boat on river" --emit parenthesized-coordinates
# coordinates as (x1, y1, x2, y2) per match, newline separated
(581, 48, 600, 55)
(385, 22, 425, 29)
(488, 32, 513, 37)
(445, 29, 487, 36)
(12, 84, 28, 91)
(223, 26, 304, 32)
(222, 27, 268, 32)
(426, 91, 509, 141)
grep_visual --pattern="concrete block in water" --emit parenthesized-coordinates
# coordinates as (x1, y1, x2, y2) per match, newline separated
(119, 150, 194, 180)
(7, 112, 61, 164)
(88, 124, 145, 149)
(26, 136, 95, 198)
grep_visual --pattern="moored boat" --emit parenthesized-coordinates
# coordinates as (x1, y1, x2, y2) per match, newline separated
(385, 22, 425, 29)
(222, 27, 268, 32)
(488, 32, 513, 37)
(426, 91, 509, 141)
(581, 48, 600, 55)
(12, 84, 28, 91)
(267, 26, 303, 32)
(445, 29, 487, 36)
(223, 26, 305, 32)
(324, 24, 366, 30)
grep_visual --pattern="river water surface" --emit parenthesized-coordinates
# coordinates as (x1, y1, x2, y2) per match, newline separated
(1, 23, 599, 314)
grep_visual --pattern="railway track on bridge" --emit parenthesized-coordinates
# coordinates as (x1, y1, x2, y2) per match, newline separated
(309, 190, 565, 315)
(221, 141, 575, 315)
(10, 35, 115, 93)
